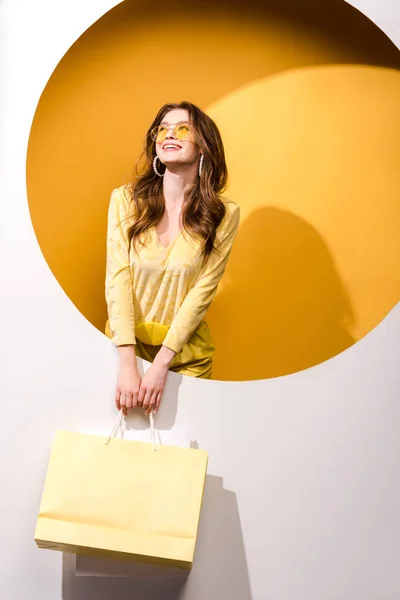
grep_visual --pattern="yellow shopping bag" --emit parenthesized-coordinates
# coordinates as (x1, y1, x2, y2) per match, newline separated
(34, 413, 208, 570)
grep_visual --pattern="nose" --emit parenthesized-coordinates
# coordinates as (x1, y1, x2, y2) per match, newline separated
(165, 127, 176, 140)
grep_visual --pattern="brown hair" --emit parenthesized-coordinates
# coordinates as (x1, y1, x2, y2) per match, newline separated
(124, 101, 228, 260)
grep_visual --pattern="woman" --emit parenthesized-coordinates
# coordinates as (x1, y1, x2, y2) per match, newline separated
(105, 101, 240, 417)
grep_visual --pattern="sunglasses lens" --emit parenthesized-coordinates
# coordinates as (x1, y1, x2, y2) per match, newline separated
(151, 126, 168, 142)
(175, 124, 190, 140)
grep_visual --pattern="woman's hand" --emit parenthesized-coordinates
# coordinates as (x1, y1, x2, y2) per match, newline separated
(115, 363, 142, 416)
(138, 345, 176, 415)
(115, 345, 141, 416)
(138, 362, 169, 415)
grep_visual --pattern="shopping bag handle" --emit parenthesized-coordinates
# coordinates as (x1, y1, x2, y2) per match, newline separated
(105, 410, 157, 451)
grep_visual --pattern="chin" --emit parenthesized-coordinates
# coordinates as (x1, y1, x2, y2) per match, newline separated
(161, 156, 185, 165)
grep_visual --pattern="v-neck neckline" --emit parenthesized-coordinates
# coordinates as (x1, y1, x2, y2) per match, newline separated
(152, 225, 184, 250)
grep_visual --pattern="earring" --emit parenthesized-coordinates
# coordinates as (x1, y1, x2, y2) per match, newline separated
(153, 156, 164, 177)
(198, 154, 204, 177)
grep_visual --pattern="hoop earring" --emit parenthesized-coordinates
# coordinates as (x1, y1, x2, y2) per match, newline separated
(153, 156, 164, 177)
(198, 154, 204, 177)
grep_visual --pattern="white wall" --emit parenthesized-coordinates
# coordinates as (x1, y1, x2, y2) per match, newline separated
(0, 1, 399, 599)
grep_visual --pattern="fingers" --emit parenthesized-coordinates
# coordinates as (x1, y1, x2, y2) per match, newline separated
(116, 390, 141, 417)
(154, 392, 162, 415)
(117, 383, 161, 417)
(145, 391, 159, 415)
(115, 389, 128, 416)
(115, 366, 141, 416)
(117, 391, 133, 416)
(132, 389, 139, 410)
(137, 385, 146, 408)
(119, 393, 129, 417)
(142, 389, 153, 413)
(125, 391, 134, 411)
(115, 389, 121, 412)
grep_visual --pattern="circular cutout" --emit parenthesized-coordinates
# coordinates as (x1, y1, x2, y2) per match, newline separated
(26, 0, 400, 380)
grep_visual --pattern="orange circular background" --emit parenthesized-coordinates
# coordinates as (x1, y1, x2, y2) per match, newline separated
(26, 0, 400, 380)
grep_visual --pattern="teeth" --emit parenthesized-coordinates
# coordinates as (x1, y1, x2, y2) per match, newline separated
(164, 145, 180, 149)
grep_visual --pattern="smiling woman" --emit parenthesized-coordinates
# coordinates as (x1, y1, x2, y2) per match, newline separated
(105, 100, 240, 416)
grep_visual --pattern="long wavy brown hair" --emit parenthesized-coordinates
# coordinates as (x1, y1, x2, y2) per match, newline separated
(124, 101, 228, 261)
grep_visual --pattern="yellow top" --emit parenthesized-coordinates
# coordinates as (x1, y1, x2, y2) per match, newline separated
(105, 185, 240, 355)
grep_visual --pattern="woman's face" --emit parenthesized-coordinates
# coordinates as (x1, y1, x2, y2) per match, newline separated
(154, 108, 201, 169)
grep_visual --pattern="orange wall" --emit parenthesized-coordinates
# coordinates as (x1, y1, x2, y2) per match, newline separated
(26, 0, 400, 380)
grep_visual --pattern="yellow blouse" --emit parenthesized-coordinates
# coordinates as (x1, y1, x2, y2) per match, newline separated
(105, 185, 240, 355)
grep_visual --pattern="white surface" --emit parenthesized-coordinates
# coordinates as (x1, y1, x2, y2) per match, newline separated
(348, 0, 400, 46)
(0, 1, 399, 599)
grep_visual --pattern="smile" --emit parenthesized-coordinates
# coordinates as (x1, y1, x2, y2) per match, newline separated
(162, 144, 182, 151)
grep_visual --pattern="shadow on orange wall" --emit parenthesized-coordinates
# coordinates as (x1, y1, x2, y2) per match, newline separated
(210, 207, 355, 380)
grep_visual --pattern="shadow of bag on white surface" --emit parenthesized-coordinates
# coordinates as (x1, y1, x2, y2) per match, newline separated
(75, 555, 190, 579)
(62, 475, 251, 599)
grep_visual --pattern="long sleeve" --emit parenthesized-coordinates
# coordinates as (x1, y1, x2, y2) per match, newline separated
(162, 203, 240, 354)
(105, 187, 137, 346)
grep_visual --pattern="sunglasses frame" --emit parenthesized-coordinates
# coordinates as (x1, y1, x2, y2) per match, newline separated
(149, 122, 193, 143)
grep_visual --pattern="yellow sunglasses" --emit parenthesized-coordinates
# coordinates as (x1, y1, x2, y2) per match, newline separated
(150, 122, 192, 143)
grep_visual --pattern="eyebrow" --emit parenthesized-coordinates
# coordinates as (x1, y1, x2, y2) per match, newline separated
(159, 120, 189, 126)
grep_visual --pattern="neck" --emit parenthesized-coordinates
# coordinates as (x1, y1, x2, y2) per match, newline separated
(162, 163, 198, 209)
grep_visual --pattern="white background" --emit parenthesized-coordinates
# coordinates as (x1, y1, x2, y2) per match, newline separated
(0, 1, 399, 599)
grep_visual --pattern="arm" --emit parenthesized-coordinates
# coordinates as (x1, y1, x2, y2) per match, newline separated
(160, 203, 240, 357)
(106, 187, 142, 415)
(105, 187, 137, 349)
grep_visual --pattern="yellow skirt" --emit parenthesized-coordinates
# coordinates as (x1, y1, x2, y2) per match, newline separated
(105, 319, 215, 379)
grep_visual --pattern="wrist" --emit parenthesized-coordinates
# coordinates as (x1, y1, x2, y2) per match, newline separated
(153, 356, 171, 370)
(154, 345, 176, 368)
(120, 359, 138, 371)
(117, 344, 138, 369)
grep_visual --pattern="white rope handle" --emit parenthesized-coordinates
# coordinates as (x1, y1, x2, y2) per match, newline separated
(105, 410, 157, 451)
(105, 410, 124, 445)
(149, 411, 156, 451)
